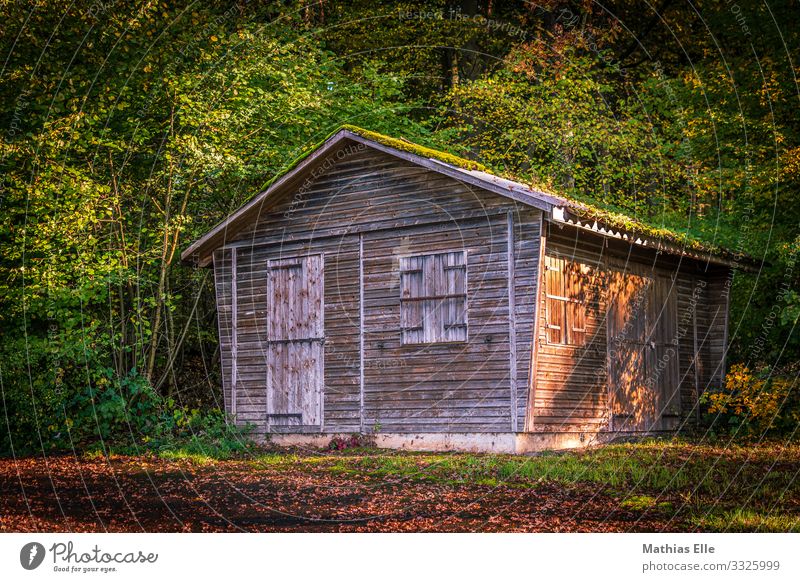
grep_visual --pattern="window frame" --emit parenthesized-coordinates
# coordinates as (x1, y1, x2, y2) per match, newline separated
(398, 249, 469, 345)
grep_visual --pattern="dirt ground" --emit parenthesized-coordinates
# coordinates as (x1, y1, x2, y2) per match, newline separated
(0, 453, 686, 532)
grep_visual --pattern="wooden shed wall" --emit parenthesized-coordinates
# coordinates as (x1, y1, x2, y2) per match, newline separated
(530, 222, 730, 433)
(359, 212, 540, 432)
(212, 145, 541, 435)
(214, 237, 360, 434)
(531, 225, 609, 432)
(212, 247, 235, 417)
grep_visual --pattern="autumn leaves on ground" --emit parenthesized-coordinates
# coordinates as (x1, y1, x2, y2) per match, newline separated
(1, 440, 798, 533)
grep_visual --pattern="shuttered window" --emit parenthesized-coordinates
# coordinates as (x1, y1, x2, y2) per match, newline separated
(544, 255, 587, 346)
(400, 251, 467, 344)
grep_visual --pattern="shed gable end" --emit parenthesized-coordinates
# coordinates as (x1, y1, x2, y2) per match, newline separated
(226, 146, 540, 249)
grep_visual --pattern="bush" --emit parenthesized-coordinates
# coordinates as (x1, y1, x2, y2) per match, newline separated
(66, 369, 160, 443)
(143, 407, 254, 458)
(0, 362, 251, 456)
(702, 363, 800, 436)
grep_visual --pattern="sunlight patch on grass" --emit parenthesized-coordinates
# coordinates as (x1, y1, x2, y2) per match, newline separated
(158, 450, 217, 465)
(620, 495, 660, 511)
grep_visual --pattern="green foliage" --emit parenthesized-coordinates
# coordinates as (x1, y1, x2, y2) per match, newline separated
(437, 49, 679, 214)
(729, 237, 800, 365)
(68, 372, 148, 444)
(1, 0, 798, 454)
(0, 1, 429, 451)
(0, 362, 250, 455)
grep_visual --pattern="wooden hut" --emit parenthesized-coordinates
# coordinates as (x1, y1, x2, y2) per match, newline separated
(182, 126, 750, 452)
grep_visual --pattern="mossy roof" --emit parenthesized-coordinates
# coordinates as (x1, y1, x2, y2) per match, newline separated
(186, 123, 750, 267)
(335, 125, 743, 262)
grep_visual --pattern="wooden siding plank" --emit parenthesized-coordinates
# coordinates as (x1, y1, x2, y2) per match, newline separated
(230, 249, 238, 419)
(525, 213, 546, 431)
(507, 211, 518, 432)
(359, 233, 365, 432)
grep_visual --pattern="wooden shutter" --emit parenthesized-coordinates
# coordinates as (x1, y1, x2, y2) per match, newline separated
(400, 251, 467, 344)
(545, 255, 589, 346)
(399, 255, 425, 344)
(566, 261, 587, 345)
(441, 251, 467, 342)
(544, 255, 567, 344)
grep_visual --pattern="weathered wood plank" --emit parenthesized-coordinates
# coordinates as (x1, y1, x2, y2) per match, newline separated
(231, 249, 238, 418)
(507, 211, 518, 432)
(359, 233, 365, 432)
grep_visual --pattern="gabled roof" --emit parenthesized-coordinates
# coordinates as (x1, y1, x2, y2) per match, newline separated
(182, 125, 756, 270)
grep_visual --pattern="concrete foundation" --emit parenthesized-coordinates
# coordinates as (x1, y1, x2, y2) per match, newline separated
(265, 431, 669, 454)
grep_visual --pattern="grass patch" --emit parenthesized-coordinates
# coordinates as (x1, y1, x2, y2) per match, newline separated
(620, 495, 659, 511)
(343, 440, 799, 498)
(619, 495, 673, 513)
(315, 439, 800, 532)
(694, 509, 800, 533)
(80, 429, 257, 463)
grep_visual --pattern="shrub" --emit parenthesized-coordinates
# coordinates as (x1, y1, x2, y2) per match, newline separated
(67, 369, 161, 443)
(703, 363, 800, 436)
(0, 363, 252, 456)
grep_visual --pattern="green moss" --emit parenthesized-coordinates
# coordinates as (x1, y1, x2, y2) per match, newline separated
(340, 124, 488, 172)
(620, 495, 658, 511)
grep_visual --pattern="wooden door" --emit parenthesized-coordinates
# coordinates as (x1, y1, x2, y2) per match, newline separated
(647, 275, 681, 427)
(266, 254, 324, 429)
(607, 265, 679, 431)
